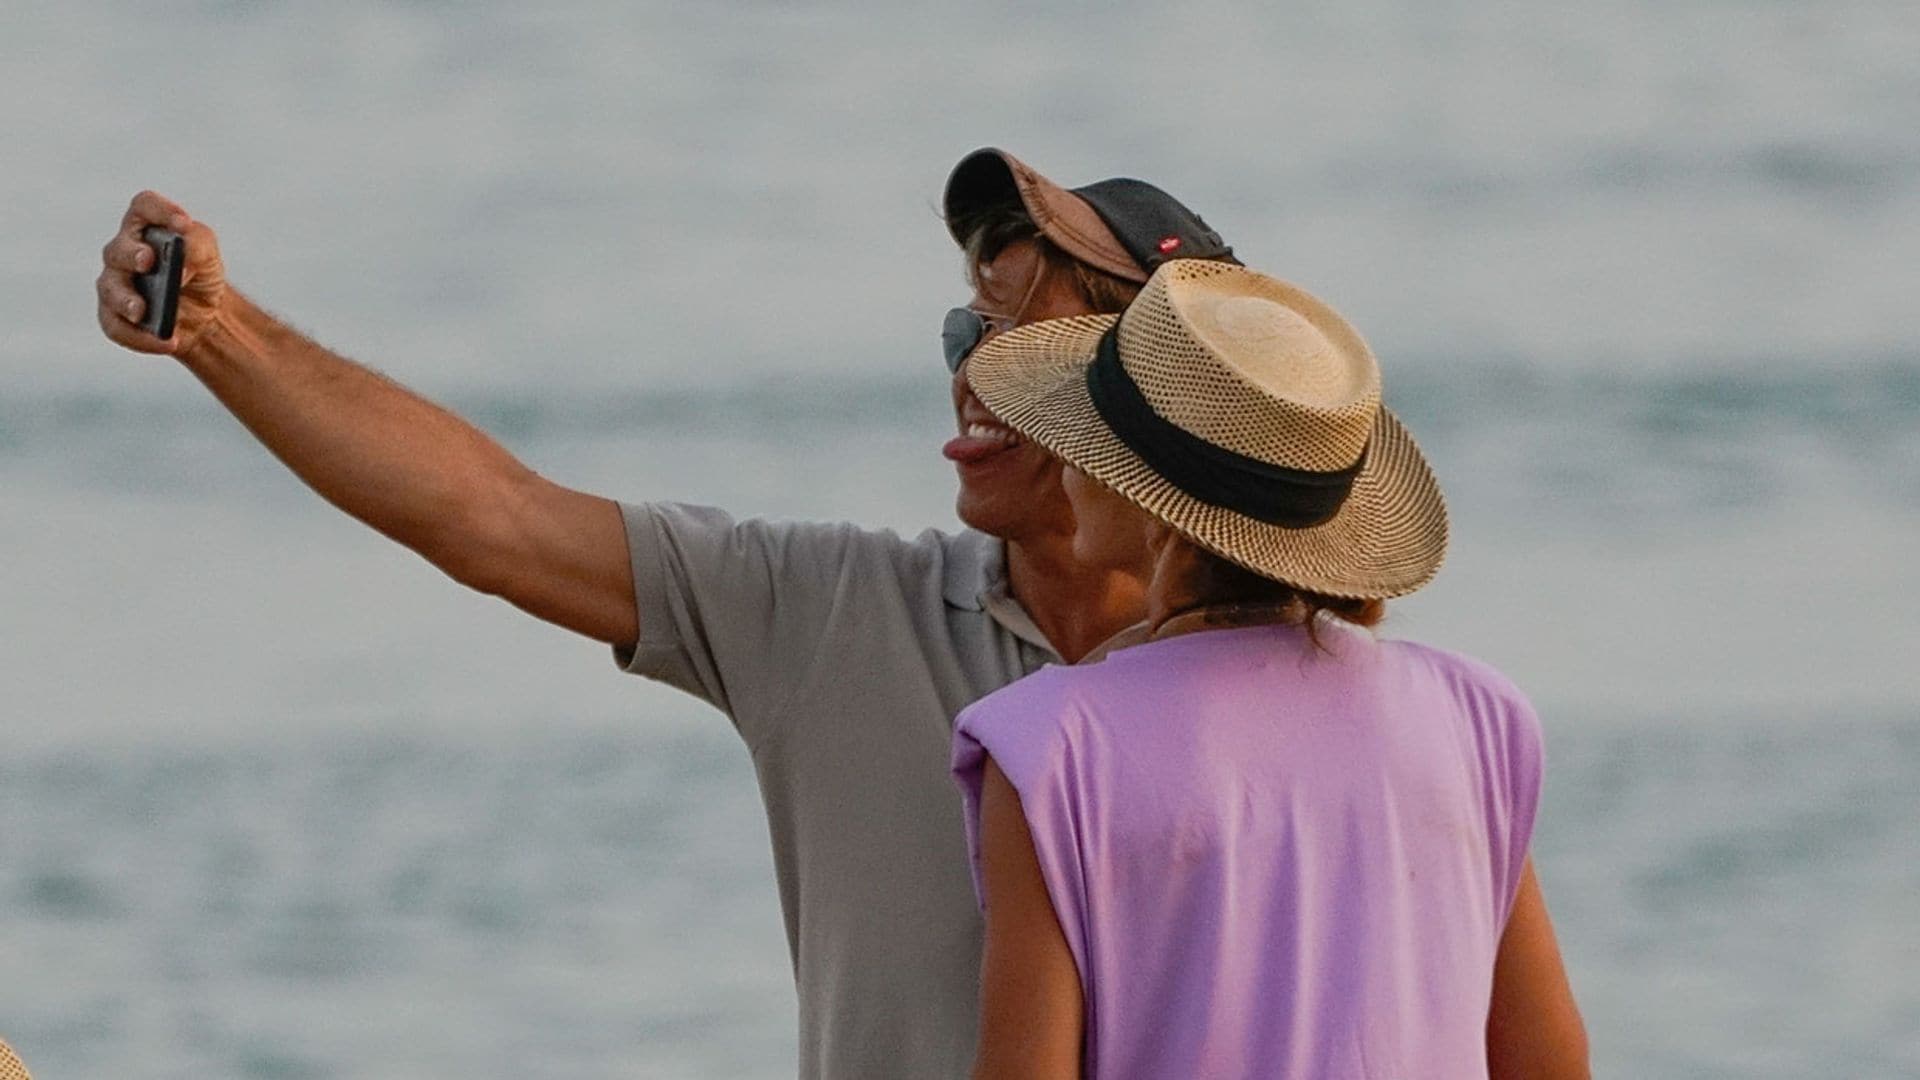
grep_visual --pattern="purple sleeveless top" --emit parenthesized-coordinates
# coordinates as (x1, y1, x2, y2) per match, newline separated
(952, 623, 1543, 1078)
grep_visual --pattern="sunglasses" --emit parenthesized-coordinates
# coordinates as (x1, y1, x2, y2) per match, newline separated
(941, 307, 1006, 373)
(940, 261, 1050, 373)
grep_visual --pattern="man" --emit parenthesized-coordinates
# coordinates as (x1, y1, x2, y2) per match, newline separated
(93, 148, 1239, 1077)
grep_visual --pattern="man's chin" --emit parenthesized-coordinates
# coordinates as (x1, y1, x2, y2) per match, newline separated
(954, 452, 1067, 538)
(955, 491, 1016, 539)
(957, 475, 1052, 539)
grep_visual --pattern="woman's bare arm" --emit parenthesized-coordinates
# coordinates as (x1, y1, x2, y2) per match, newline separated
(1487, 857, 1591, 1079)
(972, 758, 1083, 1079)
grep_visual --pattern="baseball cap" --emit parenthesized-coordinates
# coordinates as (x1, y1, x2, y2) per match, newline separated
(942, 147, 1238, 284)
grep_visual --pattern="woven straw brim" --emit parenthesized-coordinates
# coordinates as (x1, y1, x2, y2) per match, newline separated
(966, 314, 1449, 600)
(0, 1039, 31, 1080)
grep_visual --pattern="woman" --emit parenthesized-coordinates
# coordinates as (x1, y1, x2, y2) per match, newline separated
(950, 261, 1588, 1078)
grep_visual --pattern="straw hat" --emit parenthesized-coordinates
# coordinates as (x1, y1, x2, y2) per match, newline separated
(964, 259, 1447, 600)
(0, 1038, 32, 1080)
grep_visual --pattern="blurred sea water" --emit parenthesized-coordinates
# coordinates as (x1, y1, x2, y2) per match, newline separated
(3, 2, 1918, 1077)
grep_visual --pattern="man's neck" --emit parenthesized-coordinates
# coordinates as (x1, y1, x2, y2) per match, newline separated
(1003, 537, 1147, 664)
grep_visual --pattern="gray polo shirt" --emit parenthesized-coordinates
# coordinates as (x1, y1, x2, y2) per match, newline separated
(613, 501, 1059, 1078)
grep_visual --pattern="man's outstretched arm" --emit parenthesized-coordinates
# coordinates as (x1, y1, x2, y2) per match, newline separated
(96, 190, 637, 646)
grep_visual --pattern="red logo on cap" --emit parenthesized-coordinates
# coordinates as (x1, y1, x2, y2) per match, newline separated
(1158, 236, 1182, 254)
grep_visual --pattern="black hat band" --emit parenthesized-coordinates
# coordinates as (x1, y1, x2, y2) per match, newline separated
(1085, 326, 1364, 529)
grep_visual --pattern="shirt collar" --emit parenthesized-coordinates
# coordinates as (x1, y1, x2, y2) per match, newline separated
(942, 530, 1146, 664)
(941, 531, 1058, 657)
(1080, 620, 1149, 663)
(940, 529, 1001, 612)
(981, 580, 1060, 658)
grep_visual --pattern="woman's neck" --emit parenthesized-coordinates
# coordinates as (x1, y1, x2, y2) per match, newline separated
(1141, 535, 1290, 640)
(1147, 602, 1302, 642)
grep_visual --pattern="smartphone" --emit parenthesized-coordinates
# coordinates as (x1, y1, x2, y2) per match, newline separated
(136, 226, 186, 339)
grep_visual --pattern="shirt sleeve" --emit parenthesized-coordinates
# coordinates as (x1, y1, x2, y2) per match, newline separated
(611, 501, 908, 741)
(1497, 690, 1546, 925)
(1422, 643, 1549, 931)
(1462, 661, 1546, 929)
(951, 669, 1097, 994)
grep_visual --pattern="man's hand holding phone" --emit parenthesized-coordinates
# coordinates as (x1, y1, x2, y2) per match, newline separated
(96, 190, 228, 355)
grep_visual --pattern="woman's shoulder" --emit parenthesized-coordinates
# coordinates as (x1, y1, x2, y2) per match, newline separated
(953, 654, 1164, 766)
(952, 663, 1106, 795)
(1380, 636, 1519, 690)
(958, 661, 1093, 732)
(1382, 638, 1543, 722)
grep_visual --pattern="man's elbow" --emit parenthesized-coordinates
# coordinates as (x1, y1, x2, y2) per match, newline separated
(413, 488, 529, 598)
(434, 540, 521, 606)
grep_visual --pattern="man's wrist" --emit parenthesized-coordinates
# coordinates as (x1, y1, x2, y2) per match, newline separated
(176, 291, 256, 374)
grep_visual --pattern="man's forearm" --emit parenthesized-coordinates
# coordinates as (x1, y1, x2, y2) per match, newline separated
(100, 193, 635, 643)
(177, 290, 540, 584)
